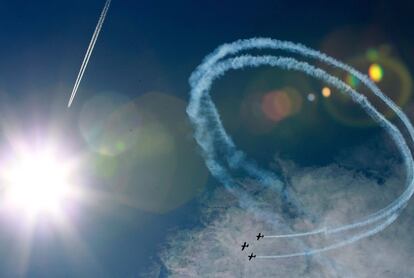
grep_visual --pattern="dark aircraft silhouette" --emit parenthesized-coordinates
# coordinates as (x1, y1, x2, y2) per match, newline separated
(256, 233, 264, 240)
(241, 242, 249, 251)
(248, 253, 256, 261)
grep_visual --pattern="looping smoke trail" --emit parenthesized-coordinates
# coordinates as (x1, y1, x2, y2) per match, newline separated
(187, 38, 414, 258)
(67, 0, 112, 108)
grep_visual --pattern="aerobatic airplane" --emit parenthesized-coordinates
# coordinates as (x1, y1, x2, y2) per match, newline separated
(256, 233, 264, 240)
(241, 242, 249, 251)
(248, 253, 256, 261)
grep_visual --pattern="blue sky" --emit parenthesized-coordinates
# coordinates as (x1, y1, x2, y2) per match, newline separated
(0, 0, 413, 277)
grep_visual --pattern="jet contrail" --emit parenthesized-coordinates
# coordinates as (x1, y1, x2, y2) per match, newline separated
(67, 0, 112, 108)
(187, 38, 414, 258)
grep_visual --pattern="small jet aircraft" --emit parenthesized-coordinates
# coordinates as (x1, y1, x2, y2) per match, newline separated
(256, 233, 264, 240)
(248, 253, 256, 261)
(241, 242, 249, 251)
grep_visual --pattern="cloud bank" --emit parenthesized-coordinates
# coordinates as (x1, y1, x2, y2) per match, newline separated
(147, 136, 414, 277)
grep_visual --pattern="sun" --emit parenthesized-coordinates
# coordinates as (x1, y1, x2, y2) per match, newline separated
(0, 139, 94, 274)
(2, 148, 72, 218)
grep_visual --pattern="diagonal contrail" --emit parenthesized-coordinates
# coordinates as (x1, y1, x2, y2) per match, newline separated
(67, 0, 112, 108)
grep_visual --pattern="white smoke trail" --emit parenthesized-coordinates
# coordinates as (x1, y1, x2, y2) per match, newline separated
(187, 38, 414, 258)
(264, 228, 328, 239)
(256, 213, 399, 259)
(67, 0, 111, 108)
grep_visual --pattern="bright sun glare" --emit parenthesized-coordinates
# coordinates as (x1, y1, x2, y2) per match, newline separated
(3, 149, 71, 218)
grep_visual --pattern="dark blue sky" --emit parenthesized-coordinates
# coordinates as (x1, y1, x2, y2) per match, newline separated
(0, 0, 413, 277)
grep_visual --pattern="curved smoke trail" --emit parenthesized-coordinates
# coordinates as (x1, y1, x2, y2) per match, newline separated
(187, 38, 414, 258)
(68, 0, 112, 108)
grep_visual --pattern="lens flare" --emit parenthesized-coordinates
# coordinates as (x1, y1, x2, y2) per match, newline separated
(345, 74, 360, 88)
(324, 52, 412, 127)
(322, 87, 331, 97)
(366, 48, 379, 61)
(262, 91, 292, 122)
(369, 63, 384, 82)
(307, 93, 316, 102)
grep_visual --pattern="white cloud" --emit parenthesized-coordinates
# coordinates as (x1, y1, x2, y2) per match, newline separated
(148, 136, 414, 277)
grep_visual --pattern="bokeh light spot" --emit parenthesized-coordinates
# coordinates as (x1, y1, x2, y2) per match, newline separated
(322, 87, 331, 98)
(83, 92, 208, 213)
(366, 48, 379, 61)
(307, 93, 316, 102)
(116, 141, 125, 152)
(368, 63, 383, 82)
(79, 92, 138, 156)
(345, 74, 360, 89)
(262, 91, 292, 122)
